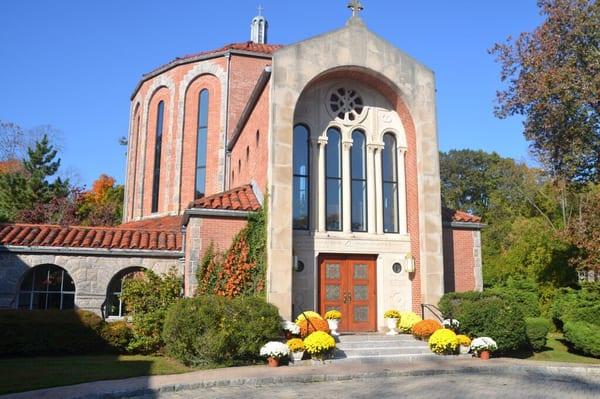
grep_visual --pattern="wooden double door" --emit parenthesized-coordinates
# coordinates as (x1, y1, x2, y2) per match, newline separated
(319, 254, 377, 332)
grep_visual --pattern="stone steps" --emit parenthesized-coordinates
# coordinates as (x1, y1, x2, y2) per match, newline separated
(331, 333, 439, 363)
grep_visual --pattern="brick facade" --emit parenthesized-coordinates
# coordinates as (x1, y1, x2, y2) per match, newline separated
(443, 226, 480, 292)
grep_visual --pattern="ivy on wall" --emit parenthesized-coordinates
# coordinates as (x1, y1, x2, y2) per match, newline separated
(196, 207, 266, 297)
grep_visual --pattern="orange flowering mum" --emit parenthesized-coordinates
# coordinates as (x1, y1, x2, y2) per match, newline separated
(297, 317, 330, 338)
(412, 319, 443, 339)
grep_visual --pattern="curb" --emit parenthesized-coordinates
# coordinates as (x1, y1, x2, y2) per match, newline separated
(73, 362, 600, 399)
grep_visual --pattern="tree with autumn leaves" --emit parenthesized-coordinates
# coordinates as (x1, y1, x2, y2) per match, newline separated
(0, 126, 123, 226)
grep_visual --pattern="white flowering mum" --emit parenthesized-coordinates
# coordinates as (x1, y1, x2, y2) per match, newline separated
(470, 337, 498, 352)
(442, 319, 460, 328)
(281, 320, 300, 335)
(260, 341, 290, 359)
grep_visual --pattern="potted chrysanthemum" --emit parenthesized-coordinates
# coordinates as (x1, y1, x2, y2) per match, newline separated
(470, 337, 497, 360)
(260, 341, 290, 367)
(287, 338, 305, 362)
(324, 310, 342, 336)
(281, 320, 300, 339)
(456, 334, 471, 354)
(304, 331, 336, 363)
(384, 309, 401, 335)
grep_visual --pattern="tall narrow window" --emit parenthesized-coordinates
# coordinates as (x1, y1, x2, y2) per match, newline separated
(382, 133, 399, 233)
(351, 130, 367, 232)
(326, 128, 342, 231)
(293, 124, 310, 230)
(151, 101, 165, 213)
(195, 90, 209, 199)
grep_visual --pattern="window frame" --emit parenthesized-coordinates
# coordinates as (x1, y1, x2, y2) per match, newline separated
(293, 123, 311, 230)
(325, 127, 343, 232)
(382, 132, 399, 234)
(151, 100, 165, 213)
(17, 265, 76, 311)
(350, 129, 368, 232)
(194, 89, 209, 200)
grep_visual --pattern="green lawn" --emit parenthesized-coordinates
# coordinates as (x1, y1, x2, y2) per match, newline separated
(0, 354, 194, 395)
(528, 333, 600, 364)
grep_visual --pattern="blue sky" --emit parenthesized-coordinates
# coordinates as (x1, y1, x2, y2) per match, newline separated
(0, 1, 542, 187)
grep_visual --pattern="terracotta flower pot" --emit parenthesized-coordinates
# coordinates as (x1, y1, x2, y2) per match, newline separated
(480, 350, 490, 360)
(267, 357, 280, 367)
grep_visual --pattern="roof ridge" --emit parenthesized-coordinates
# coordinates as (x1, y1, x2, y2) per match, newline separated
(0, 222, 181, 233)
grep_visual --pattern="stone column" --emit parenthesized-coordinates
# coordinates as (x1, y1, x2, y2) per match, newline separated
(366, 144, 376, 234)
(373, 144, 384, 234)
(317, 136, 328, 232)
(398, 148, 408, 235)
(342, 139, 353, 233)
(309, 139, 319, 231)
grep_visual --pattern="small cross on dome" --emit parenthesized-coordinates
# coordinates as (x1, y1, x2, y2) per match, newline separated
(347, 0, 364, 17)
(257, 5, 263, 16)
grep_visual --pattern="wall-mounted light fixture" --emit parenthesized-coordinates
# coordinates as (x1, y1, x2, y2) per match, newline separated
(404, 253, 415, 273)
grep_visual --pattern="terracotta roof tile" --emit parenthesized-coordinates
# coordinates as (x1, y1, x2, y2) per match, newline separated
(145, 42, 284, 78)
(188, 184, 261, 212)
(442, 207, 482, 224)
(0, 221, 182, 252)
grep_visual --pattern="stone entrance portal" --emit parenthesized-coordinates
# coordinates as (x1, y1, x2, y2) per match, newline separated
(319, 254, 377, 332)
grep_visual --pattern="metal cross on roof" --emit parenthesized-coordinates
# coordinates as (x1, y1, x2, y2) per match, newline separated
(347, 0, 364, 17)
(257, 4, 263, 16)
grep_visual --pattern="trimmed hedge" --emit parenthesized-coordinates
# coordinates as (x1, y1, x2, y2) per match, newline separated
(564, 321, 600, 358)
(0, 310, 107, 356)
(439, 292, 528, 354)
(163, 295, 281, 366)
(550, 286, 600, 329)
(525, 317, 551, 352)
(101, 320, 134, 353)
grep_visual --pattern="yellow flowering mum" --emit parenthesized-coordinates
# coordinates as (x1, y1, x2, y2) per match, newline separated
(324, 310, 342, 320)
(295, 311, 323, 322)
(428, 328, 459, 355)
(303, 331, 336, 359)
(287, 338, 305, 352)
(456, 334, 471, 346)
(384, 309, 402, 319)
(398, 311, 422, 333)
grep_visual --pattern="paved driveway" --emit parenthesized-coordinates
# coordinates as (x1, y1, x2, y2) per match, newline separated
(135, 373, 600, 399)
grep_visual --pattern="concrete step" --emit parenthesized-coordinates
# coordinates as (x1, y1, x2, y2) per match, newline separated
(336, 340, 428, 349)
(335, 347, 431, 357)
(332, 353, 471, 364)
(336, 334, 416, 342)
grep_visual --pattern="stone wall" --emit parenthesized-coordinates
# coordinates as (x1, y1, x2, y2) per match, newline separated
(0, 250, 182, 315)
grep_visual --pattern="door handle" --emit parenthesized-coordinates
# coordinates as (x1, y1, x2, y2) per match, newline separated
(343, 292, 352, 303)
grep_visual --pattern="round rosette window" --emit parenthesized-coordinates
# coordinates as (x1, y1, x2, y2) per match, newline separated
(328, 87, 365, 124)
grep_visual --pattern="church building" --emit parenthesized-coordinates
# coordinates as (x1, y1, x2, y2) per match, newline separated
(0, 3, 483, 332)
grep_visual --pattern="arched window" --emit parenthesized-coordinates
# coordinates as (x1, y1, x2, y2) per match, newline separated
(351, 130, 367, 232)
(18, 265, 75, 310)
(151, 100, 165, 213)
(195, 90, 209, 199)
(105, 267, 145, 318)
(293, 124, 310, 230)
(326, 127, 342, 231)
(246, 146, 250, 161)
(256, 130, 260, 146)
(382, 133, 399, 233)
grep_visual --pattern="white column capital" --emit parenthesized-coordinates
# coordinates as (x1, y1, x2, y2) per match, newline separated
(342, 139, 353, 150)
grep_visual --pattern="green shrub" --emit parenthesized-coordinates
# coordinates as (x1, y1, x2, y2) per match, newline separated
(120, 267, 182, 354)
(439, 292, 528, 354)
(163, 295, 281, 366)
(101, 321, 133, 353)
(0, 310, 107, 356)
(564, 321, 600, 358)
(550, 285, 600, 329)
(525, 317, 551, 351)
(488, 280, 540, 318)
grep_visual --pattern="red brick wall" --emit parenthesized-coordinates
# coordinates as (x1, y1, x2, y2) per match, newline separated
(200, 216, 247, 254)
(126, 103, 141, 220)
(229, 81, 270, 191)
(442, 227, 476, 292)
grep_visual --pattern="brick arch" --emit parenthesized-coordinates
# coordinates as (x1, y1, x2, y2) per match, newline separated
(295, 66, 422, 311)
(125, 102, 142, 221)
(180, 73, 222, 206)
(174, 62, 227, 211)
(143, 86, 172, 216)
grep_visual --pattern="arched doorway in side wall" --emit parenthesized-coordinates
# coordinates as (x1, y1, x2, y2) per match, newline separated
(18, 264, 76, 310)
(104, 267, 146, 318)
